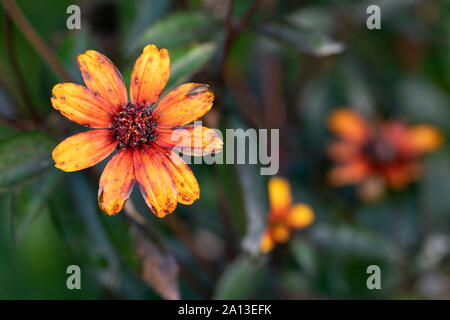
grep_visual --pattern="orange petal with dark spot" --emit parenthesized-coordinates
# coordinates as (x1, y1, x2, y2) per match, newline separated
(52, 130, 117, 172)
(51, 83, 115, 128)
(77, 50, 128, 113)
(133, 148, 177, 218)
(156, 125, 223, 156)
(130, 44, 170, 106)
(154, 83, 214, 127)
(98, 149, 135, 215)
(327, 108, 370, 144)
(154, 146, 199, 204)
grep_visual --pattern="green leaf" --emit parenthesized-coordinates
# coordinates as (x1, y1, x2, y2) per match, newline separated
(11, 170, 61, 243)
(257, 23, 344, 57)
(136, 11, 219, 51)
(290, 238, 317, 276)
(50, 174, 122, 293)
(214, 255, 267, 299)
(0, 132, 54, 191)
(165, 42, 217, 89)
(236, 163, 268, 257)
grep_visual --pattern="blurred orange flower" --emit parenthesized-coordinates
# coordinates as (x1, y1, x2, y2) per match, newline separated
(327, 108, 443, 194)
(51, 45, 223, 217)
(260, 177, 314, 253)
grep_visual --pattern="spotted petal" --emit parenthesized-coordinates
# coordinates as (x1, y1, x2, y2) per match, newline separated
(130, 44, 170, 106)
(133, 148, 177, 218)
(52, 130, 117, 172)
(154, 83, 214, 127)
(77, 50, 128, 113)
(98, 149, 135, 215)
(51, 83, 115, 128)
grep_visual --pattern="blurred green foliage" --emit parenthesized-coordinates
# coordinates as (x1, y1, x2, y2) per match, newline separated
(0, 0, 448, 299)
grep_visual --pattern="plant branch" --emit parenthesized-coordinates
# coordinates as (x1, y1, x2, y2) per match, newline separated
(2, 0, 71, 82)
(3, 11, 41, 121)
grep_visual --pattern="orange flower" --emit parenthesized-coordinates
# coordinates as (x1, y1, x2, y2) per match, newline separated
(260, 177, 314, 253)
(327, 108, 443, 192)
(51, 45, 223, 217)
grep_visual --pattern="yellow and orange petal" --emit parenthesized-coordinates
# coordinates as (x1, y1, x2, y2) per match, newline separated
(51, 83, 115, 128)
(98, 149, 136, 215)
(286, 203, 314, 229)
(268, 177, 292, 216)
(52, 130, 117, 172)
(156, 125, 223, 156)
(77, 50, 128, 112)
(327, 108, 370, 144)
(130, 44, 170, 106)
(407, 125, 444, 155)
(260, 231, 275, 253)
(154, 147, 200, 204)
(133, 148, 178, 218)
(328, 158, 371, 186)
(154, 83, 214, 128)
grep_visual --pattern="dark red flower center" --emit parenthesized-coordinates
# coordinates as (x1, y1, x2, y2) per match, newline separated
(363, 139, 397, 165)
(110, 103, 158, 149)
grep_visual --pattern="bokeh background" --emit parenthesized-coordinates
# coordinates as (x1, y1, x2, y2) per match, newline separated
(0, 0, 449, 299)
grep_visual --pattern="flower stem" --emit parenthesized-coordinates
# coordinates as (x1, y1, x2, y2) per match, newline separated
(2, 0, 72, 82)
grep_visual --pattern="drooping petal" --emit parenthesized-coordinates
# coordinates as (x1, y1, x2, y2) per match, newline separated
(156, 125, 223, 156)
(98, 149, 135, 215)
(382, 162, 421, 190)
(154, 147, 200, 204)
(268, 177, 292, 216)
(260, 231, 275, 253)
(407, 125, 444, 155)
(77, 50, 128, 113)
(154, 83, 214, 127)
(327, 108, 370, 144)
(52, 130, 117, 172)
(130, 44, 170, 106)
(133, 148, 177, 218)
(51, 83, 115, 128)
(286, 203, 314, 229)
(328, 157, 372, 186)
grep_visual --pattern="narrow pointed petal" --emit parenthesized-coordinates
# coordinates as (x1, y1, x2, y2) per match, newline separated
(154, 83, 214, 127)
(156, 125, 223, 156)
(268, 177, 292, 216)
(130, 44, 170, 106)
(52, 130, 117, 172)
(155, 147, 200, 204)
(133, 148, 177, 218)
(98, 149, 135, 215)
(51, 83, 115, 128)
(77, 50, 128, 112)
